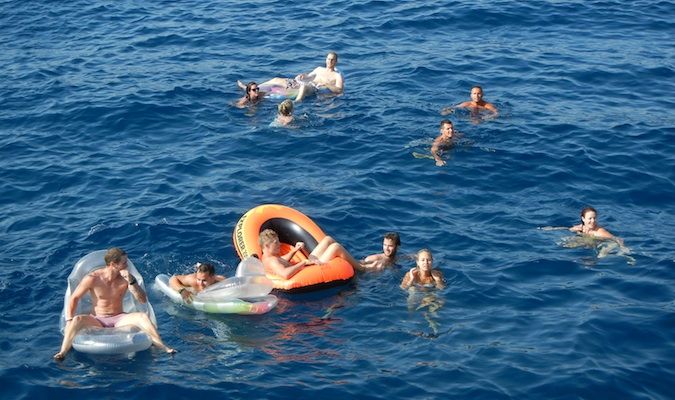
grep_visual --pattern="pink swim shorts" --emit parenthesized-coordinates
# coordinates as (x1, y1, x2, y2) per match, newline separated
(92, 313, 127, 328)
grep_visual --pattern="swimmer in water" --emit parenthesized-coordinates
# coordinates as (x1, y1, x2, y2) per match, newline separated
(273, 99, 294, 126)
(360, 232, 401, 271)
(570, 206, 633, 256)
(431, 119, 455, 167)
(401, 249, 445, 290)
(441, 85, 498, 116)
(169, 262, 225, 304)
(236, 81, 264, 108)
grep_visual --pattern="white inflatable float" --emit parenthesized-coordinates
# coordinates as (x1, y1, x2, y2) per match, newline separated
(154, 257, 278, 315)
(58, 250, 156, 355)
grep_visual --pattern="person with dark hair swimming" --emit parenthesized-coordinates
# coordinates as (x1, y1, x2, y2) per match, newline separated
(441, 85, 498, 116)
(431, 119, 456, 167)
(360, 232, 401, 270)
(169, 262, 226, 303)
(236, 81, 264, 107)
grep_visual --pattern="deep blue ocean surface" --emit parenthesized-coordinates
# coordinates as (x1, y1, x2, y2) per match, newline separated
(1, 0, 674, 398)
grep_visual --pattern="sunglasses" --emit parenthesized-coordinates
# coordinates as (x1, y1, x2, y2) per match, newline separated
(250, 87, 259, 92)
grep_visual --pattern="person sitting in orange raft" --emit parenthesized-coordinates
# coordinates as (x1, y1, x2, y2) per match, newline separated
(259, 229, 361, 279)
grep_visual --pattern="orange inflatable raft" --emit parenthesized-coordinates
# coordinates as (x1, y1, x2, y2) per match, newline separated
(233, 204, 355, 292)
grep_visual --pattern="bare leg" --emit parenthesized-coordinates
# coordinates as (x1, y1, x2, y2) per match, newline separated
(310, 236, 361, 270)
(260, 77, 290, 87)
(54, 315, 102, 361)
(116, 313, 176, 354)
(309, 236, 337, 263)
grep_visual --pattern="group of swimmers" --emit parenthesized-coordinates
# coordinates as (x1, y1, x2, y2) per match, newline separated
(54, 52, 630, 361)
(236, 51, 344, 126)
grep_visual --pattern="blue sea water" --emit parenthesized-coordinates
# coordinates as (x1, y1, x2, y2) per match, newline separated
(1, 0, 675, 398)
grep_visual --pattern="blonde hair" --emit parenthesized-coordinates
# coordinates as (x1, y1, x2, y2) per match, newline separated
(278, 99, 293, 116)
(259, 229, 279, 247)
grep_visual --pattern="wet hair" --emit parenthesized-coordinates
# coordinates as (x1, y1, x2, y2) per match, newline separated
(195, 262, 216, 276)
(384, 232, 401, 246)
(259, 228, 279, 247)
(278, 99, 293, 116)
(440, 119, 453, 128)
(580, 206, 597, 225)
(327, 51, 338, 61)
(472, 85, 483, 92)
(245, 81, 258, 101)
(104, 247, 127, 265)
(416, 248, 433, 260)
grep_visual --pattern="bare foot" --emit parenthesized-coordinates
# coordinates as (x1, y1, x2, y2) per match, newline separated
(166, 347, 177, 354)
(53, 352, 66, 361)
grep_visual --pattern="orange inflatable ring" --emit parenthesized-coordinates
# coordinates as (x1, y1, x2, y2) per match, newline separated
(233, 204, 355, 292)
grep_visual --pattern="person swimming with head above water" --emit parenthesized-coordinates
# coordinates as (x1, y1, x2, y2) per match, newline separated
(272, 99, 294, 126)
(238, 51, 344, 102)
(564, 206, 632, 262)
(400, 249, 445, 290)
(360, 232, 401, 271)
(236, 81, 264, 108)
(441, 85, 498, 116)
(431, 119, 455, 167)
(169, 262, 225, 304)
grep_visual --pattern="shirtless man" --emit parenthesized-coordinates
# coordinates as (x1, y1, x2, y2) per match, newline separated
(259, 229, 360, 279)
(360, 232, 401, 271)
(431, 119, 455, 167)
(169, 262, 225, 303)
(238, 52, 344, 102)
(54, 248, 176, 360)
(441, 86, 498, 115)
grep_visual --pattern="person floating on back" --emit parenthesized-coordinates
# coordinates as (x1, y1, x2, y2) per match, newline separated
(238, 52, 344, 102)
(441, 85, 498, 116)
(169, 262, 225, 304)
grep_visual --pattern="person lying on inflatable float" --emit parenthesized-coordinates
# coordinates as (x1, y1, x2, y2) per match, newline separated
(54, 248, 176, 361)
(169, 262, 225, 303)
(155, 257, 277, 314)
(238, 51, 344, 102)
(260, 229, 360, 279)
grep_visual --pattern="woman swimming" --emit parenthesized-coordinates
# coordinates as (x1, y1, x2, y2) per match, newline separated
(401, 249, 445, 290)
